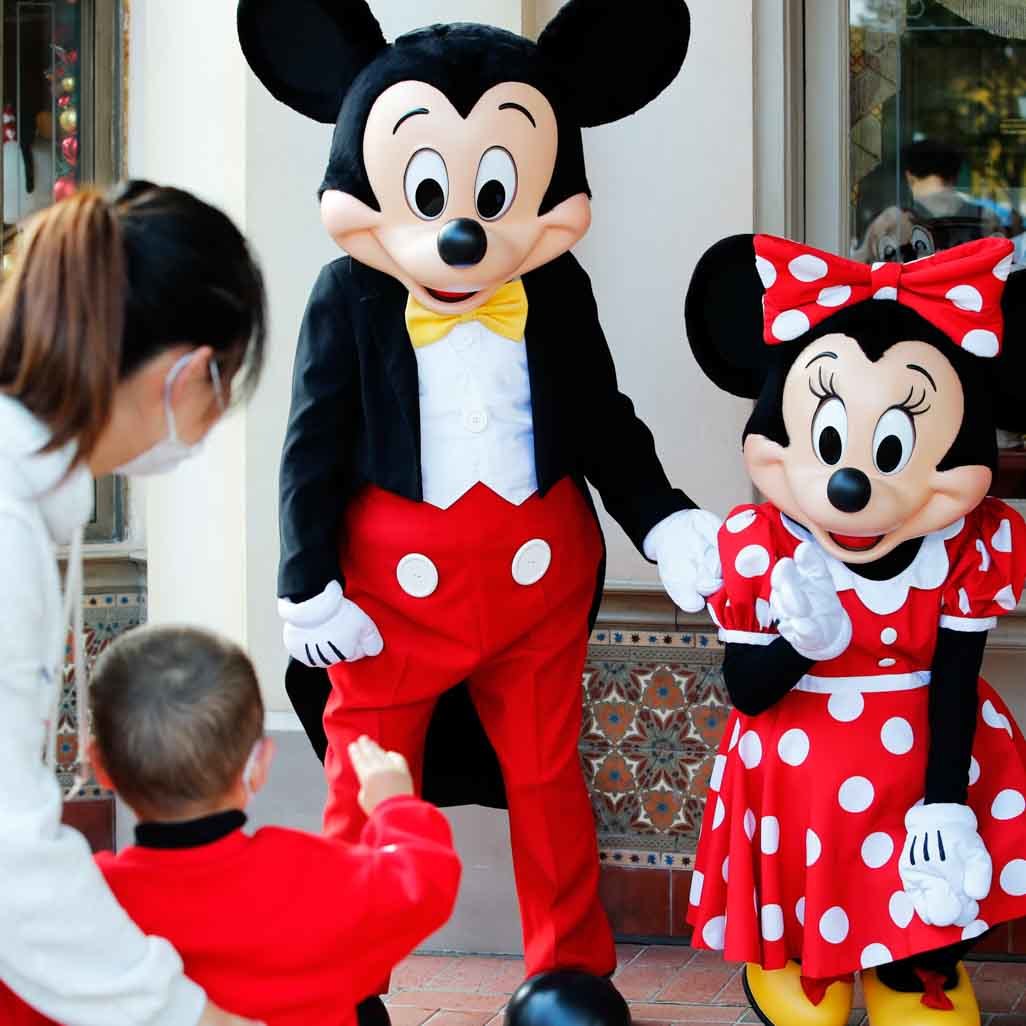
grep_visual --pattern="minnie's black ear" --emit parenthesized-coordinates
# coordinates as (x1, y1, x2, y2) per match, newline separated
(238, 0, 387, 124)
(991, 267, 1026, 431)
(685, 234, 772, 399)
(537, 0, 690, 127)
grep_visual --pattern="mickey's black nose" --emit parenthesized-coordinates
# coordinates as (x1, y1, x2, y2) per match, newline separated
(437, 218, 488, 267)
(827, 468, 872, 513)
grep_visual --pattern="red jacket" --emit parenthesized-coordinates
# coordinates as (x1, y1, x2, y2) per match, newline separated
(0, 797, 460, 1026)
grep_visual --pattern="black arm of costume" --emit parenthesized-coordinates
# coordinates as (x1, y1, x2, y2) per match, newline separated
(278, 261, 361, 602)
(924, 627, 986, 805)
(563, 255, 695, 553)
(722, 639, 813, 716)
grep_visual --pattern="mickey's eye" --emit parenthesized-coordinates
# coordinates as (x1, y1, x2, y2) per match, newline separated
(812, 397, 847, 466)
(879, 234, 899, 262)
(910, 225, 934, 259)
(405, 149, 449, 220)
(873, 407, 916, 475)
(475, 147, 517, 221)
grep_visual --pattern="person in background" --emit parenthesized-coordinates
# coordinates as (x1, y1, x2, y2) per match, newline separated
(0, 183, 268, 1026)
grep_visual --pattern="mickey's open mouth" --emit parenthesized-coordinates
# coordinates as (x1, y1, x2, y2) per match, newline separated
(829, 532, 885, 552)
(426, 287, 480, 304)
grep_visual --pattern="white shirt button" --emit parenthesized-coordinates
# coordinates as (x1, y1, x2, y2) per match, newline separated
(512, 539, 552, 586)
(396, 553, 439, 598)
(463, 408, 489, 434)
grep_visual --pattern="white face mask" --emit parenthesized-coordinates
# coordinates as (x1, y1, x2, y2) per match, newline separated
(115, 352, 225, 477)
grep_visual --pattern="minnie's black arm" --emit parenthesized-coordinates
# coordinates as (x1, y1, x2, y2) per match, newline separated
(924, 627, 987, 805)
(722, 639, 814, 716)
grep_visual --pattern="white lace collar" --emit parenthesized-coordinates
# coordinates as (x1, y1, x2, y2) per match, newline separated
(780, 512, 964, 616)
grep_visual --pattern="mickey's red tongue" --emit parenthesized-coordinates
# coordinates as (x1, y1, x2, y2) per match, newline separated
(829, 532, 883, 551)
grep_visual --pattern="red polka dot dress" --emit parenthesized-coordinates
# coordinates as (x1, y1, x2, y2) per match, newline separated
(687, 498, 1026, 979)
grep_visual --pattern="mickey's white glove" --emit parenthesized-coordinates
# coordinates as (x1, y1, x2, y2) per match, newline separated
(899, 803, 992, 928)
(278, 580, 384, 667)
(644, 509, 723, 613)
(769, 541, 852, 661)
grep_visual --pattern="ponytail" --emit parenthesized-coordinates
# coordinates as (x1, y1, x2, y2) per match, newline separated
(0, 189, 125, 465)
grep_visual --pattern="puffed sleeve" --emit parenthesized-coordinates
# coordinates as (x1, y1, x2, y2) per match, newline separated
(707, 504, 780, 645)
(940, 498, 1026, 632)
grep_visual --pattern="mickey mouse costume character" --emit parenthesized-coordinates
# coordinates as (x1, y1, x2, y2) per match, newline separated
(682, 233, 1026, 1026)
(237, 3, 722, 1024)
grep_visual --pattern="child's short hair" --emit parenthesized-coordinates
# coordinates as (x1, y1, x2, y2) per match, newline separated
(90, 625, 264, 817)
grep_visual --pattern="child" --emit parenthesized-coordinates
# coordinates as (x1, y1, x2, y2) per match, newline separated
(1, 625, 461, 1026)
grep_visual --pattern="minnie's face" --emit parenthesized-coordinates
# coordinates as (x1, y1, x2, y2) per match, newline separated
(745, 333, 992, 563)
(320, 80, 591, 315)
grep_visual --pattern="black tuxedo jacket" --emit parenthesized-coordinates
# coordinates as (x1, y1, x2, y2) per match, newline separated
(280, 251, 693, 807)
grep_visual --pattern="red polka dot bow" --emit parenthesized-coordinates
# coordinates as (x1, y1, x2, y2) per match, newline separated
(754, 234, 1015, 358)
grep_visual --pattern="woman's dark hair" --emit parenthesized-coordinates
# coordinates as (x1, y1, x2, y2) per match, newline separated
(0, 180, 266, 464)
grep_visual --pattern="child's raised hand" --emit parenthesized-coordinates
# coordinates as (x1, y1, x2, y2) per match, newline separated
(348, 735, 414, 815)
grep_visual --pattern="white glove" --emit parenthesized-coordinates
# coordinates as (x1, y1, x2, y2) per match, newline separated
(644, 509, 723, 613)
(899, 803, 992, 928)
(278, 580, 384, 667)
(769, 541, 852, 661)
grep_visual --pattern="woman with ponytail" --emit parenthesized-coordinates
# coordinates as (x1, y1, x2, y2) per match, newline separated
(0, 183, 267, 1026)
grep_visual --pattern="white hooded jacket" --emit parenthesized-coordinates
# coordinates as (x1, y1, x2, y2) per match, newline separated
(0, 396, 205, 1026)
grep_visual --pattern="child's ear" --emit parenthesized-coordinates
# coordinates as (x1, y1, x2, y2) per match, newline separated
(537, 0, 690, 127)
(86, 739, 115, 792)
(248, 736, 277, 796)
(238, 0, 388, 124)
(992, 267, 1026, 431)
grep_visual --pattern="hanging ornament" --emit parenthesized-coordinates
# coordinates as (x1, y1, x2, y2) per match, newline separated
(58, 94, 71, 110)
(66, 49, 79, 65)
(2, 105, 15, 144)
(61, 134, 78, 166)
(61, 76, 76, 95)
(53, 175, 77, 203)
(59, 107, 77, 134)
(36, 111, 54, 140)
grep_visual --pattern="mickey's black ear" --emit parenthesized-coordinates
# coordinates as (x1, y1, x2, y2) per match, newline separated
(992, 267, 1026, 431)
(685, 234, 771, 399)
(537, 0, 690, 127)
(238, 0, 387, 124)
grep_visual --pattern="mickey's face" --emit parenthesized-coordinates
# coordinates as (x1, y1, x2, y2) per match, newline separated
(745, 334, 992, 563)
(320, 80, 591, 315)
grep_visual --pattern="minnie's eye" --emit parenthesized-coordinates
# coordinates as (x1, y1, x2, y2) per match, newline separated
(812, 397, 847, 466)
(873, 407, 916, 475)
(405, 149, 449, 220)
(475, 147, 517, 221)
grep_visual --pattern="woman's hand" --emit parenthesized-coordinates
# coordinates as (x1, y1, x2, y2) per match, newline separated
(198, 1000, 266, 1026)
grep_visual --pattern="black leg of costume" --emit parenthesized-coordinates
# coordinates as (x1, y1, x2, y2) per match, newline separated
(875, 940, 978, 993)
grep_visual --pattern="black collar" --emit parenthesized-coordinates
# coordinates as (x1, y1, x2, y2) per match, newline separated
(135, 810, 247, 850)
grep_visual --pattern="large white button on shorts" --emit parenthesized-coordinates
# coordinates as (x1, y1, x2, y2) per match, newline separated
(396, 553, 439, 598)
(512, 539, 552, 586)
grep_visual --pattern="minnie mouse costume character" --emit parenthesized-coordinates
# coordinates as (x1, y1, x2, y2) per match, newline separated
(237, 3, 722, 1023)
(684, 234, 1026, 1026)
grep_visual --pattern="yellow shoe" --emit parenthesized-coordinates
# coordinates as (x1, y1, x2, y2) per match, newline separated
(863, 963, 980, 1026)
(743, 961, 853, 1026)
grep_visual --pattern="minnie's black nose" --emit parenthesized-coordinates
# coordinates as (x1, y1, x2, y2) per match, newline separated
(437, 218, 488, 267)
(827, 468, 872, 513)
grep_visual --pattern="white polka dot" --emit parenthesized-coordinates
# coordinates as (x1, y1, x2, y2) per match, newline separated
(756, 597, 773, 629)
(983, 699, 1014, 737)
(712, 796, 726, 830)
(878, 658, 897, 668)
(806, 829, 822, 867)
(789, 254, 829, 282)
(872, 261, 886, 271)
(861, 832, 895, 869)
(690, 869, 704, 905)
(755, 255, 777, 288)
(772, 309, 811, 342)
(993, 789, 1026, 821)
(828, 690, 864, 723)
(760, 816, 780, 855)
(969, 756, 981, 786)
(874, 286, 899, 301)
(881, 627, 898, 645)
(992, 519, 1013, 554)
(744, 809, 757, 840)
(1000, 860, 1026, 896)
(861, 943, 893, 968)
(977, 539, 992, 573)
(736, 545, 771, 578)
(819, 907, 850, 944)
(889, 890, 914, 929)
(738, 731, 763, 769)
(995, 585, 1017, 611)
(777, 728, 811, 767)
(994, 252, 1014, 281)
(817, 285, 851, 308)
(946, 284, 984, 312)
(881, 718, 914, 756)
(962, 919, 989, 940)
(702, 915, 727, 950)
(839, 776, 875, 813)
(962, 329, 1000, 358)
(722, 856, 730, 882)
(761, 904, 785, 942)
(710, 754, 727, 792)
(726, 509, 758, 534)
(959, 587, 972, 615)
(729, 720, 741, 751)
(795, 896, 806, 926)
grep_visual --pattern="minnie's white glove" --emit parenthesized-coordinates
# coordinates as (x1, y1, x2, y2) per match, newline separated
(899, 803, 992, 928)
(644, 509, 723, 613)
(769, 542, 852, 661)
(278, 580, 384, 667)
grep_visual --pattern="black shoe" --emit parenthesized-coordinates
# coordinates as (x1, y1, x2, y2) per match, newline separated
(356, 995, 391, 1026)
(505, 971, 631, 1026)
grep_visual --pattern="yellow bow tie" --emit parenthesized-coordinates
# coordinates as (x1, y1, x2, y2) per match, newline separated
(405, 279, 528, 349)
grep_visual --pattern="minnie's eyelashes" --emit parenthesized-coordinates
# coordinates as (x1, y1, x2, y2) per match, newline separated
(895, 384, 931, 418)
(809, 366, 840, 403)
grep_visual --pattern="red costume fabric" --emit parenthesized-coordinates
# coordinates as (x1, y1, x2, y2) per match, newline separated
(688, 498, 1026, 977)
(0, 797, 460, 1026)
